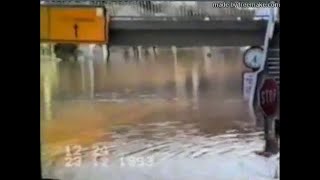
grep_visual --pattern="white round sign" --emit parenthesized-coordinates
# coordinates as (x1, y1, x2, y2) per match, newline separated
(243, 47, 264, 70)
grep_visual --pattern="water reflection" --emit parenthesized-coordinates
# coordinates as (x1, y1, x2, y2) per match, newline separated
(41, 46, 274, 180)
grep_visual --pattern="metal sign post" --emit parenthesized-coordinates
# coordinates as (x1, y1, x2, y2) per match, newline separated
(259, 76, 279, 154)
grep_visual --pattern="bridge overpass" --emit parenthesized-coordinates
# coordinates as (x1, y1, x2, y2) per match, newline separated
(41, 1, 278, 47)
(103, 1, 276, 46)
(109, 18, 268, 46)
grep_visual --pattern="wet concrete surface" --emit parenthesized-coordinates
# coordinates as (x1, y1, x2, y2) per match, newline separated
(40, 46, 278, 180)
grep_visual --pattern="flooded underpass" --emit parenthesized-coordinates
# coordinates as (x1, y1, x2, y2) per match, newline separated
(41, 46, 279, 180)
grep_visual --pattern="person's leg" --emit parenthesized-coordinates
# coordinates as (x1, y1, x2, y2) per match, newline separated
(256, 118, 279, 157)
(275, 119, 280, 140)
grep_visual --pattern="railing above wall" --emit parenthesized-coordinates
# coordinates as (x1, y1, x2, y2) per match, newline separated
(40, 1, 278, 21)
(40, 0, 280, 2)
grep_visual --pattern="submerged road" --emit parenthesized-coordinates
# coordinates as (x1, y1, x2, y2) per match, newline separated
(41, 47, 279, 180)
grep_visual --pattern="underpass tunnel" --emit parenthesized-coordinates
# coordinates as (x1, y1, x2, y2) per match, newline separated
(43, 45, 254, 125)
(41, 45, 252, 111)
(62, 46, 245, 94)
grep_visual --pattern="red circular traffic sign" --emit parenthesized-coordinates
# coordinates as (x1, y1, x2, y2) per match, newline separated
(259, 78, 279, 117)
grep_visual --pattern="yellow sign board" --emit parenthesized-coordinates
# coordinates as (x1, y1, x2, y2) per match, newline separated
(40, 7, 49, 40)
(40, 6, 109, 44)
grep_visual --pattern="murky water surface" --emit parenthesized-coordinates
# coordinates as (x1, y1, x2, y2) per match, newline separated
(41, 46, 277, 180)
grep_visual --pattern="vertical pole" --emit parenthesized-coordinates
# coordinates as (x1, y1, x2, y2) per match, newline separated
(49, 43, 55, 59)
(138, 46, 143, 63)
(129, 47, 134, 59)
(43, 75, 52, 121)
(106, 45, 110, 63)
(124, 48, 129, 63)
(192, 62, 199, 109)
(42, 60, 56, 121)
(88, 59, 94, 100)
(219, 52, 225, 98)
(153, 46, 158, 56)
(149, 47, 156, 62)
(172, 46, 186, 101)
(133, 46, 139, 61)
(101, 44, 110, 64)
(80, 59, 86, 93)
(102, 44, 107, 64)
(203, 46, 212, 75)
(173, 46, 179, 99)
(88, 44, 95, 60)
(151, 2, 154, 14)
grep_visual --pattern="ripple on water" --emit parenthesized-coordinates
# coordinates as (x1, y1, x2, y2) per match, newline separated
(42, 119, 277, 180)
(41, 47, 278, 179)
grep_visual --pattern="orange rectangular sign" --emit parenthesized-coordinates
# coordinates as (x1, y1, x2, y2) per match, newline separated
(40, 6, 49, 40)
(40, 6, 109, 44)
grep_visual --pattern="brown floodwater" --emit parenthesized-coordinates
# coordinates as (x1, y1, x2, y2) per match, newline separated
(40, 46, 270, 180)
